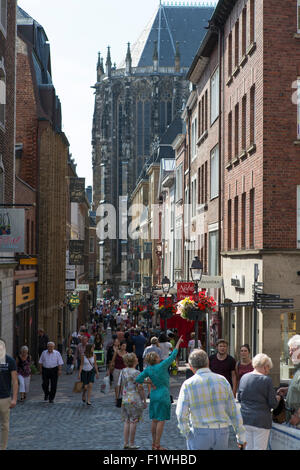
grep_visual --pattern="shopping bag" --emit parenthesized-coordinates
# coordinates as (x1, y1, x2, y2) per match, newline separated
(73, 381, 83, 393)
(101, 375, 110, 394)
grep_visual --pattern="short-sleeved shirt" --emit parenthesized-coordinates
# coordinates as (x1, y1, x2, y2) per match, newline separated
(0, 355, 17, 399)
(132, 335, 147, 356)
(38, 350, 64, 368)
(209, 354, 236, 388)
(143, 345, 163, 361)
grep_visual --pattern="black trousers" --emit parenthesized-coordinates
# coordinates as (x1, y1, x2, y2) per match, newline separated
(136, 355, 144, 372)
(42, 367, 58, 400)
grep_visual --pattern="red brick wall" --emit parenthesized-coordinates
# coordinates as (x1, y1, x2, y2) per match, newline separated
(223, 0, 264, 252)
(262, 0, 300, 249)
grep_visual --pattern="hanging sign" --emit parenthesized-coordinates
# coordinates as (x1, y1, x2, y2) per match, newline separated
(177, 282, 196, 301)
(70, 178, 86, 203)
(0, 209, 25, 252)
(69, 240, 85, 265)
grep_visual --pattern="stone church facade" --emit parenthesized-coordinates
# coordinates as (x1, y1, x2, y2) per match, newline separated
(92, 3, 214, 296)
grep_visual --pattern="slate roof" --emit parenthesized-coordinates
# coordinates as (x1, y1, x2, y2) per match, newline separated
(119, 4, 215, 69)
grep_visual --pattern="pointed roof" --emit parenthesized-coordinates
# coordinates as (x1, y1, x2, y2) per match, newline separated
(119, 3, 214, 69)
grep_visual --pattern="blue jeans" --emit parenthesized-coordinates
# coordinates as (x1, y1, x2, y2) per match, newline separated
(186, 427, 229, 450)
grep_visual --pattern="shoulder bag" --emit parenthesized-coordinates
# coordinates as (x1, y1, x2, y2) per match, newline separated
(116, 370, 123, 408)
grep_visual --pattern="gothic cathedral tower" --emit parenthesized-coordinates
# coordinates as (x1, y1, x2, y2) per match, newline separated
(92, 3, 214, 296)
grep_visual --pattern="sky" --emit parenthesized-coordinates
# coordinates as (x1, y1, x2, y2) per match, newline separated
(17, 0, 163, 187)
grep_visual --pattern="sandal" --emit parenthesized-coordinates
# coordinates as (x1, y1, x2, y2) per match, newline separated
(87, 402, 92, 406)
(153, 445, 167, 450)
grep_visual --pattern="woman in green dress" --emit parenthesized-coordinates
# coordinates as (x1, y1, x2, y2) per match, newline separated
(135, 335, 183, 450)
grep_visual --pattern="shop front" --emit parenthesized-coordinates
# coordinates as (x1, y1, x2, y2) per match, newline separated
(15, 282, 37, 359)
(280, 310, 300, 383)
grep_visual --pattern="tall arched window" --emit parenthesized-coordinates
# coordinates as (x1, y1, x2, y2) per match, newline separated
(0, 60, 6, 128)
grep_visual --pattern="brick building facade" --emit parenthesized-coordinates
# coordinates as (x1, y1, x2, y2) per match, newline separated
(0, 0, 17, 354)
(167, 0, 300, 383)
(16, 7, 68, 348)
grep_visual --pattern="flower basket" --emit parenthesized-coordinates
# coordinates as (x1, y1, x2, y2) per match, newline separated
(177, 294, 216, 321)
(158, 305, 176, 320)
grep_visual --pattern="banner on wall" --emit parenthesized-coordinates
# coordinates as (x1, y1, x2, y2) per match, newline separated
(0, 209, 25, 252)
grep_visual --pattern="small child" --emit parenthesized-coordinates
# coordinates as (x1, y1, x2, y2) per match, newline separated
(66, 348, 74, 375)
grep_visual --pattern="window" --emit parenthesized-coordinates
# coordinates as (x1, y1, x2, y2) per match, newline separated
(89, 237, 95, 253)
(0, 65, 6, 127)
(241, 193, 246, 249)
(242, 95, 247, 150)
(234, 196, 239, 249)
(297, 79, 300, 139)
(205, 90, 208, 131)
(235, 20, 239, 68)
(249, 188, 255, 248)
(209, 230, 218, 276)
(250, 0, 256, 43)
(228, 111, 232, 161)
(210, 68, 219, 124)
(228, 32, 232, 76)
(198, 101, 202, 137)
(191, 117, 197, 160)
(242, 7, 247, 57)
(89, 262, 95, 279)
(198, 167, 201, 204)
(204, 161, 208, 204)
(250, 86, 256, 145)
(192, 178, 197, 217)
(100, 164, 105, 200)
(204, 232, 208, 273)
(175, 217, 182, 270)
(235, 103, 239, 157)
(227, 199, 232, 251)
(0, 0, 7, 36)
(210, 145, 219, 199)
(176, 163, 183, 202)
(297, 186, 300, 248)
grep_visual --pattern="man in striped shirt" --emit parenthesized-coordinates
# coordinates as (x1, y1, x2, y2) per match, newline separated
(176, 349, 246, 450)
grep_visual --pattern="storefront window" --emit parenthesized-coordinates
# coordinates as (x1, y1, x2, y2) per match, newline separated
(280, 312, 300, 381)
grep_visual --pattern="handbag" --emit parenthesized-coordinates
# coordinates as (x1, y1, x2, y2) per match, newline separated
(101, 375, 110, 394)
(73, 381, 83, 393)
(116, 370, 123, 408)
(272, 397, 286, 424)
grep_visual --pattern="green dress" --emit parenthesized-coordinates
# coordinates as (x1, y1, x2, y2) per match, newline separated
(135, 348, 178, 421)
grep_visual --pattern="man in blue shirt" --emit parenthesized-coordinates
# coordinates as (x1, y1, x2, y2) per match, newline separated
(132, 329, 147, 371)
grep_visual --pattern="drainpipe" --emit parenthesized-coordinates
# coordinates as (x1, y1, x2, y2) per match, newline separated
(187, 107, 192, 281)
(218, 26, 223, 278)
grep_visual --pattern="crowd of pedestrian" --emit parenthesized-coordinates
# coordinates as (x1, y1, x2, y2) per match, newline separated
(1, 298, 300, 451)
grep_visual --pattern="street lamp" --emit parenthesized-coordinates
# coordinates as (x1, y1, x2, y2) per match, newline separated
(190, 257, 204, 350)
(161, 276, 171, 333)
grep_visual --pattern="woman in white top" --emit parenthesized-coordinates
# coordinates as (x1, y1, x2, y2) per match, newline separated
(188, 332, 202, 356)
(78, 344, 99, 405)
(158, 333, 173, 360)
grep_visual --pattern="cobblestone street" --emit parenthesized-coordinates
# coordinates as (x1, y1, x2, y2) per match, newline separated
(7, 331, 239, 450)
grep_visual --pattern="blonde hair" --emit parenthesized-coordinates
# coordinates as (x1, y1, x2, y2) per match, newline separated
(145, 352, 160, 366)
(252, 353, 273, 370)
(123, 353, 137, 368)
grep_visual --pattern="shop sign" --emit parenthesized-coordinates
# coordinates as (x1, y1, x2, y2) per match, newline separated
(65, 281, 76, 291)
(70, 177, 86, 203)
(0, 209, 25, 252)
(76, 284, 89, 291)
(177, 282, 195, 301)
(69, 240, 85, 265)
(69, 294, 80, 305)
(16, 283, 35, 307)
(198, 275, 223, 289)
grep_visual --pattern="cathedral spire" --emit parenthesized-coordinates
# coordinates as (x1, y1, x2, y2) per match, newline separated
(153, 40, 158, 72)
(175, 41, 180, 72)
(125, 42, 132, 75)
(97, 52, 103, 81)
(106, 46, 112, 77)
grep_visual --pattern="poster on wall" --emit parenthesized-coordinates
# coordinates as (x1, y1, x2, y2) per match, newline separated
(0, 209, 25, 252)
(70, 178, 86, 203)
(69, 240, 85, 265)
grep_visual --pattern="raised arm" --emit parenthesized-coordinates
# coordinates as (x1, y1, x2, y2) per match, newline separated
(135, 367, 150, 384)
